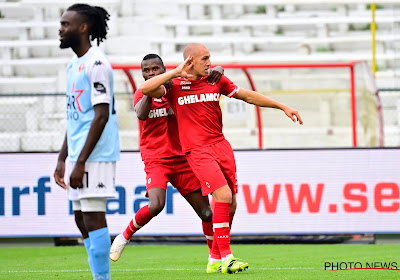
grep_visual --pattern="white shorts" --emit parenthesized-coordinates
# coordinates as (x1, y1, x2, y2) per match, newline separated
(67, 161, 117, 201)
(72, 198, 108, 212)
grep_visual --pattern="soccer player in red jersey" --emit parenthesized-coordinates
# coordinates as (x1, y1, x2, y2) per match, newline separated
(139, 43, 303, 274)
(110, 54, 224, 273)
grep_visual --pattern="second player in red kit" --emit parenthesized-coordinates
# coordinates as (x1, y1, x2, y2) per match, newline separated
(110, 54, 225, 273)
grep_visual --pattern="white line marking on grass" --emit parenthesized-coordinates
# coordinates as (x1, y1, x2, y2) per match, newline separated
(260, 267, 317, 270)
(2, 267, 318, 273)
(3, 269, 90, 273)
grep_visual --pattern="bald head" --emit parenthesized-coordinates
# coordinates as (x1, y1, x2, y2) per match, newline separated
(182, 43, 211, 79)
(183, 43, 208, 59)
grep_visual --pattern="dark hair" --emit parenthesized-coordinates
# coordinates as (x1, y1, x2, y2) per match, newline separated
(142, 54, 164, 66)
(67, 3, 110, 46)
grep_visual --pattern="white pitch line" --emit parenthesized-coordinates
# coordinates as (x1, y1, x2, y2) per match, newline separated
(3, 269, 90, 273)
(260, 267, 316, 270)
(2, 267, 318, 273)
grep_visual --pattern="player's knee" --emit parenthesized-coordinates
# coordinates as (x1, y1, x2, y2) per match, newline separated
(148, 200, 165, 216)
(214, 192, 232, 203)
(230, 200, 237, 213)
(200, 207, 213, 222)
(212, 186, 233, 203)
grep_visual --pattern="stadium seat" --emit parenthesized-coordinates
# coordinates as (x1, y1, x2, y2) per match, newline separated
(20, 132, 54, 151)
(0, 77, 57, 94)
(0, 20, 59, 40)
(0, 133, 21, 152)
(0, 97, 39, 132)
(158, 16, 399, 37)
(119, 130, 139, 150)
(262, 127, 354, 148)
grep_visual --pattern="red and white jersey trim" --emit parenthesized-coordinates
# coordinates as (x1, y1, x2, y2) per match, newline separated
(227, 86, 240, 98)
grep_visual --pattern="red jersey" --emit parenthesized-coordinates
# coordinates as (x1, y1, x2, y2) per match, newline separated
(134, 89, 183, 160)
(165, 75, 239, 153)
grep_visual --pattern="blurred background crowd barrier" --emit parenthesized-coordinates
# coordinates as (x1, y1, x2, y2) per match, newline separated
(0, 0, 399, 151)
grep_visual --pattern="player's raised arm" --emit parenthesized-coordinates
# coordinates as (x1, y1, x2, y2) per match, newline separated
(235, 88, 303, 124)
(135, 95, 152, 121)
(140, 56, 194, 97)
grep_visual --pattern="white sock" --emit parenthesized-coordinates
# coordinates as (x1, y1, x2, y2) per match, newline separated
(209, 257, 221, 264)
(221, 254, 234, 263)
(119, 234, 129, 241)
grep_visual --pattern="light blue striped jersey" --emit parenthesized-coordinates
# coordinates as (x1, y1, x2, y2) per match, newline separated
(66, 47, 120, 162)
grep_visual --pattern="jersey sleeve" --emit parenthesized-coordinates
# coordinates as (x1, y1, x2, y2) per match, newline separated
(219, 75, 240, 98)
(87, 58, 112, 106)
(160, 85, 168, 97)
(134, 89, 144, 107)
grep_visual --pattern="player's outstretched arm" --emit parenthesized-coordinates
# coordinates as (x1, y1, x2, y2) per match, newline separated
(54, 133, 68, 190)
(235, 88, 303, 124)
(140, 56, 194, 97)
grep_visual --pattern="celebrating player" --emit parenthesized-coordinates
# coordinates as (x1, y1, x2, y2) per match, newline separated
(110, 54, 225, 273)
(138, 43, 303, 274)
(54, 4, 119, 280)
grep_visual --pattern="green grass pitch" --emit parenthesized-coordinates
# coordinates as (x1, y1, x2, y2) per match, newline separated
(0, 244, 399, 279)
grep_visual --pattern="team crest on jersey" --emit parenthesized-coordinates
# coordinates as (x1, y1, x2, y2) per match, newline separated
(94, 82, 107, 93)
(78, 63, 84, 73)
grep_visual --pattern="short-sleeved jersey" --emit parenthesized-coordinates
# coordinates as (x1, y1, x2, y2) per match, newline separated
(66, 47, 120, 162)
(165, 75, 239, 152)
(134, 89, 183, 160)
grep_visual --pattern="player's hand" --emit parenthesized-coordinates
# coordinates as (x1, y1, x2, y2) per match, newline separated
(69, 162, 85, 189)
(163, 80, 173, 91)
(174, 56, 193, 79)
(283, 106, 303, 125)
(207, 66, 224, 84)
(54, 161, 67, 190)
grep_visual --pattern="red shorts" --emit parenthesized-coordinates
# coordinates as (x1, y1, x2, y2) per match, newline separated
(186, 139, 238, 196)
(144, 155, 200, 196)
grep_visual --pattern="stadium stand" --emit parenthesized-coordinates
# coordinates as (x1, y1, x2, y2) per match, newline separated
(0, 0, 398, 151)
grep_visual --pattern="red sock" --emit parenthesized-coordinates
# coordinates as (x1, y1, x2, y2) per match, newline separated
(210, 235, 221, 260)
(123, 205, 155, 240)
(202, 221, 214, 255)
(229, 212, 235, 229)
(213, 202, 231, 258)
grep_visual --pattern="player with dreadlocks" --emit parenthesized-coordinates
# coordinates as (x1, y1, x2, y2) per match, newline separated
(54, 3, 119, 280)
(61, 3, 110, 48)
